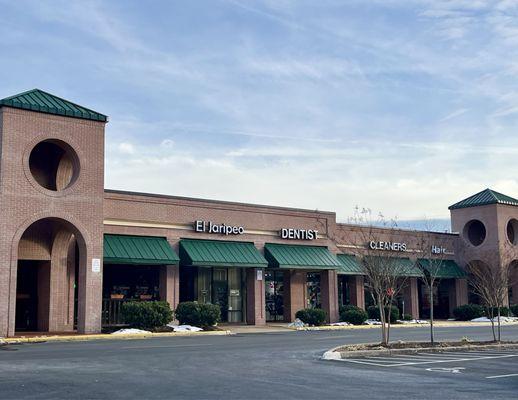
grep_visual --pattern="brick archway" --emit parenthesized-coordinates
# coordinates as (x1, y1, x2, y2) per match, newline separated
(6, 213, 98, 337)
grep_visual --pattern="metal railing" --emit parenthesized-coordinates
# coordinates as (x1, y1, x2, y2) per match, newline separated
(102, 298, 151, 326)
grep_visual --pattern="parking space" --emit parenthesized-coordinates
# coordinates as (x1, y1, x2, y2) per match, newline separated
(336, 349, 518, 381)
(340, 349, 518, 367)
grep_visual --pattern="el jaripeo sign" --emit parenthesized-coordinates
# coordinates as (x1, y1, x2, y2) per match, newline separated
(369, 241, 407, 252)
(280, 228, 318, 240)
(195, 220, 245, 235)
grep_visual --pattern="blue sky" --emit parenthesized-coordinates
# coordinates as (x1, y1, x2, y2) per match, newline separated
(2, 0, 518, 226)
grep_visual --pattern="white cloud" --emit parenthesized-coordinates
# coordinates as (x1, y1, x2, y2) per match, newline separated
(117, 142, 136, 155)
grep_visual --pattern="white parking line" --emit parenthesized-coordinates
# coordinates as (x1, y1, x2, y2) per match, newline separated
(340, 353, 518, 367)
(486, 373, 518, 379)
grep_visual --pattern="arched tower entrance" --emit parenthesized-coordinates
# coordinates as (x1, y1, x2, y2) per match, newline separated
(0, 89, 107, 337)
(15, 218, 86, 333)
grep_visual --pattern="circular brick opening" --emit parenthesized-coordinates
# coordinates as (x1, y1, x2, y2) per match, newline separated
(29, 139, 79, 191)
(507, 219, 518, 245)
(463, 219, 486, 247)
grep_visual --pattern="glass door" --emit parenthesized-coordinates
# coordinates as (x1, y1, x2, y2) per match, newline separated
(265, 270, 284, 321)
(212, 268, 228, 322)
(306, 272, 321, 309)
(227, 268, 244, 323)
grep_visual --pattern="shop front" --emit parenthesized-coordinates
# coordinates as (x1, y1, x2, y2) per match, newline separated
(336, 254, 365, 309)
(416, 259, 466, 319)
(179, 239, 267, 324)
(264, 243, 342, 322)
(102, 234, 180, 326)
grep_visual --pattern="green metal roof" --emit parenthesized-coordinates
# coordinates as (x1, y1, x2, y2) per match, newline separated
(417, 259, 466, 279)
(104, 234, 179, 265)
(264, 243, 341, 270)
(336, 254, 364, 275)
(449, 188, 518, 210)
(179, 239, 267, 268)
(363, 256, 421, 277)
(0, 89, 107, 122)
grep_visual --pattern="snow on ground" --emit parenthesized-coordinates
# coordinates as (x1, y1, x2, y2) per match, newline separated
(111, 328, 151, 335)
(287, 318, 306, 328)
(330, 322, 352, 326)
(166, 324, 203, 332)
(397, 319, 428, 324)
(470, 316, 518, 323)
(364, 319, 382, 325)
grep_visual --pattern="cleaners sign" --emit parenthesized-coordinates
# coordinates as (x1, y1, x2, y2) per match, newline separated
(369, 241, 407, 252)
(194, 220, 245, 235)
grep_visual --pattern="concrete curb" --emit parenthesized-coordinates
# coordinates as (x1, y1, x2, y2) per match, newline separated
(291, 321, 518, 332)
(2, 330, 233, 344)
(323, 342, 518, 360)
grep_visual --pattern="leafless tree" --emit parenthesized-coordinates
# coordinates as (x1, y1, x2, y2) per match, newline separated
(346, 207, 411, 346)
(414, 223, 451, 346)
(465, 244, 516, 342)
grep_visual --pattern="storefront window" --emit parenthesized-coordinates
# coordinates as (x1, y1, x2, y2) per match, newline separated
(103, 265, 159, 300)
(418, 280, 451, 319)
(338, 276, 350, 307)
(183, 266, 246, 323)
(306, 272, 321, 309)
(265, 271, 284, 321)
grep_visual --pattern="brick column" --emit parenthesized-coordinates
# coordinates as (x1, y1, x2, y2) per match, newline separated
(321, 270, 339, 323)
(48, 232, 75, 332)
(76, 241, 103, 335)
(283, 270, 306, 322)
(246, 268, 265, 326)
(402, 277, 419, 319)
(159, 265, 180, 310)
(349, 275, 365, 309)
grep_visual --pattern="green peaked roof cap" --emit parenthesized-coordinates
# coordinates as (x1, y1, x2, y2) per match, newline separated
(0, 89, 107, 122)
(449, 188, 518, 210)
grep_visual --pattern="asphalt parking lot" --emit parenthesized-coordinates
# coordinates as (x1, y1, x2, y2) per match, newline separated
(1, 325, 517, 399)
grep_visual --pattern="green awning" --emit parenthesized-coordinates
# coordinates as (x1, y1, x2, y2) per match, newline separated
(417, 259, 466, 278)
(179, 239, 267, 268)
(362, 256, 421, 277)
(264, 243, 341, 270)
(104, 234, 179, 265)
(337, 254, 364, 275)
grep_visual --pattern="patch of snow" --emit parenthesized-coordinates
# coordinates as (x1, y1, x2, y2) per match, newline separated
(364, 319, 382, 325)
(397, 319, 428, 324)
(322, 351, 341, 360)
(167, 324, 203, 332)
(471, 316, 518, 323)
(288, 318, 306, 328)
(111, 328, 151, 335)
(330, 322, 351, 326)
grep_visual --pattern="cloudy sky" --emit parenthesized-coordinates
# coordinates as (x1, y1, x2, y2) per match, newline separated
(1, 1, 518, 225)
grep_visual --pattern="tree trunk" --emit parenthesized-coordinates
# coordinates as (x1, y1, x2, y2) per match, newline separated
(378, 298, 387, 345)
(489, 307, 496, 342)
(429, 284, 434, 346)
(497, 306, 501, 343)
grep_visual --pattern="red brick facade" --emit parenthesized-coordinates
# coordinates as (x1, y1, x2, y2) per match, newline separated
(1, 93, 517, 337)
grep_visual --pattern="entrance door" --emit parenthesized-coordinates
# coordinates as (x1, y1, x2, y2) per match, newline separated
(265, 270, 284, 321)
(227, 268, 244, 323)
(306, 272, 321, 309)
(213, 268, 229, 322)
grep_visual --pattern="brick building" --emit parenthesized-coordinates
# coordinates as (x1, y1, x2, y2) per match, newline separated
(0, 89, 517, 337)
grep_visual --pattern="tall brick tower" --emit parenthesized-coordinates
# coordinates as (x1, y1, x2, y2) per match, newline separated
(450, 188, 518, 305)
(0, 89, 107, 337)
